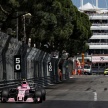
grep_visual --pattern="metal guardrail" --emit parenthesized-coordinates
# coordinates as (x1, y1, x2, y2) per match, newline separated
(0, 75, 63, 90)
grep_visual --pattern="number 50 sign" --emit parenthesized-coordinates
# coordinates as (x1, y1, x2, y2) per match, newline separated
(14, 55, 21, 72)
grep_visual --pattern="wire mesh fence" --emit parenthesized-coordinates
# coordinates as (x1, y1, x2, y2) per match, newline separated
(0, 32, 73, 87)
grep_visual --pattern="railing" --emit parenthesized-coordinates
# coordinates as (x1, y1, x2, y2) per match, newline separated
(88, 13, 108, 16)
(92, 23, 108, 26)
(93, 33, 108, 35)
(88, 43, 108, 45)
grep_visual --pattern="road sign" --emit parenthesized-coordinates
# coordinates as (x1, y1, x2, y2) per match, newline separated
(14, 55, 21, 72)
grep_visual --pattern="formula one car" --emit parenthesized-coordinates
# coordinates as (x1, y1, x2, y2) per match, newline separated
(1, 80, 46, 103)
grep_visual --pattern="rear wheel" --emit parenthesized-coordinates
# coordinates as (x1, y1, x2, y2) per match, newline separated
(1, 89, 9, 103)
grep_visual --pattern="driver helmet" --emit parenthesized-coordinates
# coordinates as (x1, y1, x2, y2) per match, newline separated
(21, 81, 27, 88)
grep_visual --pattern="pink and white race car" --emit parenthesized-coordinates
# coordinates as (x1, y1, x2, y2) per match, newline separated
(1, 81, 46, 103)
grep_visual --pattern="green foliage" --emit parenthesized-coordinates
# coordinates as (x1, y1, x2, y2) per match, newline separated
(0, 0, 92, 56)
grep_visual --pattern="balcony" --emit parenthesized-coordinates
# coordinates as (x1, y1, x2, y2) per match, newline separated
(88, 43, 108, 49)
(89, 15, 108, 20)
(93, 33, 108, 35)
(91, 26, 108, 30)
(90, 35, 108, 39)
(87, 13, 108, 16)
(88, 43, 108, 45)
(92, 23, 108, 26)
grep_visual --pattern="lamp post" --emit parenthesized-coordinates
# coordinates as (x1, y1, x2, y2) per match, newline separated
(21, 13, 31, 79)
(16, 12, 19, 40)
(22, 13, 32, 44)
(28, 38, 31, 47)
(23, 14, 26, 43)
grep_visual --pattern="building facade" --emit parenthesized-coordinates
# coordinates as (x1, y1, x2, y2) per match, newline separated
(77, 0, 108, 73)
(79, 1, 108, 55)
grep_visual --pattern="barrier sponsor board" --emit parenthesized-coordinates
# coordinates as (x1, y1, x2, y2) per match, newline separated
(92, 56, 108, 62)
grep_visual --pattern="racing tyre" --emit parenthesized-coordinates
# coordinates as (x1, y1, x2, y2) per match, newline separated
(42, 95, 46, 101)
(24, 90, 30, 101)
(41, 88, 46, 101)
(34, 90, 42, 103)
(1, 89, 9, 103)
(38, 88, 46, 101)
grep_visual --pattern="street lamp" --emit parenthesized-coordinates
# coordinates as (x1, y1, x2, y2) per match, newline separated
(16, 12, 18, 40)
(21, 13, 31, 79)
(22, 13, 32, 44)
(28, 38, 31, 47)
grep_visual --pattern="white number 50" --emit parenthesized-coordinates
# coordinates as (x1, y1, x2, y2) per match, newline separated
(16, 58, 20, 63)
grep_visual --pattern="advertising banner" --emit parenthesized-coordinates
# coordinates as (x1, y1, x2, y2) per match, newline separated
(92, 56, 108, 62)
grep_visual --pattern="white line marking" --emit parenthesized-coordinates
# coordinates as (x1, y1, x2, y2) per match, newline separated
(93, 92, 97, 101)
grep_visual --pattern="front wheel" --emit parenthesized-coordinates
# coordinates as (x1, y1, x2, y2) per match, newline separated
(40, 88, 46, 101)
(36, 97, 42, 103)
(34, 90, 42, 103)
(42, 95, 46, 101)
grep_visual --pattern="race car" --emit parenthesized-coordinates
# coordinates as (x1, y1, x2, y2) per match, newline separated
(1, 80, 46, 103)
(104, 68, 108, 75)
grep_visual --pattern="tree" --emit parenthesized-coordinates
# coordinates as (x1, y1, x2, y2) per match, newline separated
(66, 6, 92, 55)
(0, 0, 92, 55)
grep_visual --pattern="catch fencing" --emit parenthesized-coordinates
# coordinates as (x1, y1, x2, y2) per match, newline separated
(0, 32, 73, 88)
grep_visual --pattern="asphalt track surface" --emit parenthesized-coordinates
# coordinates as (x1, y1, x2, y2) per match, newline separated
(1, 75, 108, 108)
